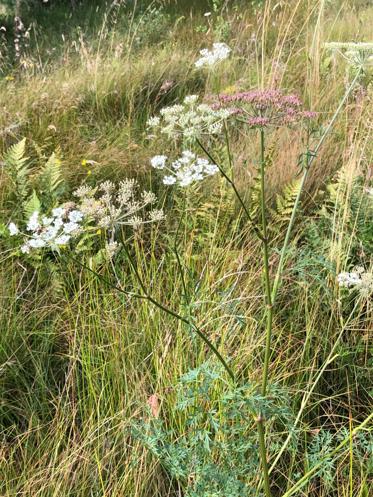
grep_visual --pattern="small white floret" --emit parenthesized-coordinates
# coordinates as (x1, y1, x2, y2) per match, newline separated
(163, 175, 177, 185)
(8, 222, 19, 236)
(150, 155, 168, 170)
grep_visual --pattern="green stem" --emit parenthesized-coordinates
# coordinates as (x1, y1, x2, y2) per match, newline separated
(196, 137, 266, 243)
(271, 68, 362, 305)
(257, 417, 272, 497)
(120, 240, 235, 381)
(259, 128, 273, 397)
(258, 128, 273, 497)
(68, 251, 235, 382)
(280, 412, 373, 497)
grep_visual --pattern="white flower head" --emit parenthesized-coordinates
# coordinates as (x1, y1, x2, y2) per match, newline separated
(337, 268, 373, 297)
(68, 209, 84, 223)
(8, 222, 19, 236)
(63, 222, 80, 234)
(55, 234, 71, 246)
(163, 175, 177, 185)
(20, 243, 30, 254)
(147, 116, 161, 127)
(155, 150, 219, 188)
(147, 95, 234, 141)
(195, 42, 231, 68)
(150, 155, 168, 170)
(52, 207, 65, 218)
(26, 211, 40, 232)
(184, 95, 199, 105)
(29, 238, 46, 249)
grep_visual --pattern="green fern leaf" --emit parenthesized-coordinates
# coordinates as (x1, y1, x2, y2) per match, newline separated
(275, 179, 302, 222)
(38, 152, 63, 195)
(23, 190, 41, 219)
(4, 138, 29, 200)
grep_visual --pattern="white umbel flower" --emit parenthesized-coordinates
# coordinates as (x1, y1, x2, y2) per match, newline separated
(337, 267, 373, 297)
(26, 211, 40, 231)
(150, 155, 168, 169)
(147, 94, 234, 140)
(150, 150, 219, 187)
(195, 42, 231, 68)
(12, 206, 85, 254)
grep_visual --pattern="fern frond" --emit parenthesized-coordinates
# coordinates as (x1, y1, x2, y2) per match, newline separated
(23, 190, 41, 219)
(275, 179, 302, 222)
(4, 138, 30, 200)
(38, 152, 64, 196)
(248, 172, 261, 218)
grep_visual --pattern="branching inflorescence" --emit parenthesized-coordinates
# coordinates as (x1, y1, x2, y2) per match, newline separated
(9, 207, 84, 254)
(194, 42, 231, 68)
(150, 151, 219, 187)
(147, 94, 234, 140)
(214, 89, 317, 128)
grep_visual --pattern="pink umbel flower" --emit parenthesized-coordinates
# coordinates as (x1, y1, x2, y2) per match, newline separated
(215, 89, 316, 128)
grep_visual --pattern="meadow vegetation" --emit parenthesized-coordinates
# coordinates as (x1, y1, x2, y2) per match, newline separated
(0, 1, 372, 496)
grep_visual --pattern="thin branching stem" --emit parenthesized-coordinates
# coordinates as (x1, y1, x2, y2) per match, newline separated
(196, 137, 266, 242)
(68, 246, 235, 381)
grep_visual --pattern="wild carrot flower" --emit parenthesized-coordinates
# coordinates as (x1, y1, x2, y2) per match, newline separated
(147, 94, 234, 140)
(150, 151, 219, 187)
(8, 222, 19, 236)
(12, 206, 84, 254)
(195, 42, 231, 68)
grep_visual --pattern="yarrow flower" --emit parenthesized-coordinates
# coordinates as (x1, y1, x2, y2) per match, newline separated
(213, 89, 316, 128)
(337, 267, 373, 297)
(147, 94, 234, 140)
(10, 207, 84, 254)
(150, 151, 219, 187)
(195, 42, 231, 68)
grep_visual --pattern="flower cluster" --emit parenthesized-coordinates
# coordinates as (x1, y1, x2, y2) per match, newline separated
(147, 94, 233, 140)
(337, 267, 373, 297)
(325, 42, 373, 68)
(74, 179, 164, 233)
(150, 151, 219, 187)
(214, 89, 316, 128)
(8, 207, 84, 254)
(195, 42, 231, 68)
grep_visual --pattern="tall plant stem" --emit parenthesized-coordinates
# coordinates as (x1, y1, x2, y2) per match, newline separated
(259, 129, 273, 397)
(271, 68, 362, 305)
(257, 128, 273, 497)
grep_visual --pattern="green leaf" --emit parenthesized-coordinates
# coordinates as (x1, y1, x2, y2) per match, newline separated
(4, 138, 30, 200)
(38, 152, 64, 196)
(23, 190, 41, 219)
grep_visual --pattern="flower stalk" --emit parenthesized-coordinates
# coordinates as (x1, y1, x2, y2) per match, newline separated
(257, 127, 274, 497)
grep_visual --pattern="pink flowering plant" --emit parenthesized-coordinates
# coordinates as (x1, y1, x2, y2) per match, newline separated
(143, 43, 366, 497)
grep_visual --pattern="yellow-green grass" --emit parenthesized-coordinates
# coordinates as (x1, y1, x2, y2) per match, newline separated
(0, 1, 372, 496)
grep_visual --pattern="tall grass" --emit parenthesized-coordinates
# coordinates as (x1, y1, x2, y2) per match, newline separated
(0, 1, 372, 496)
